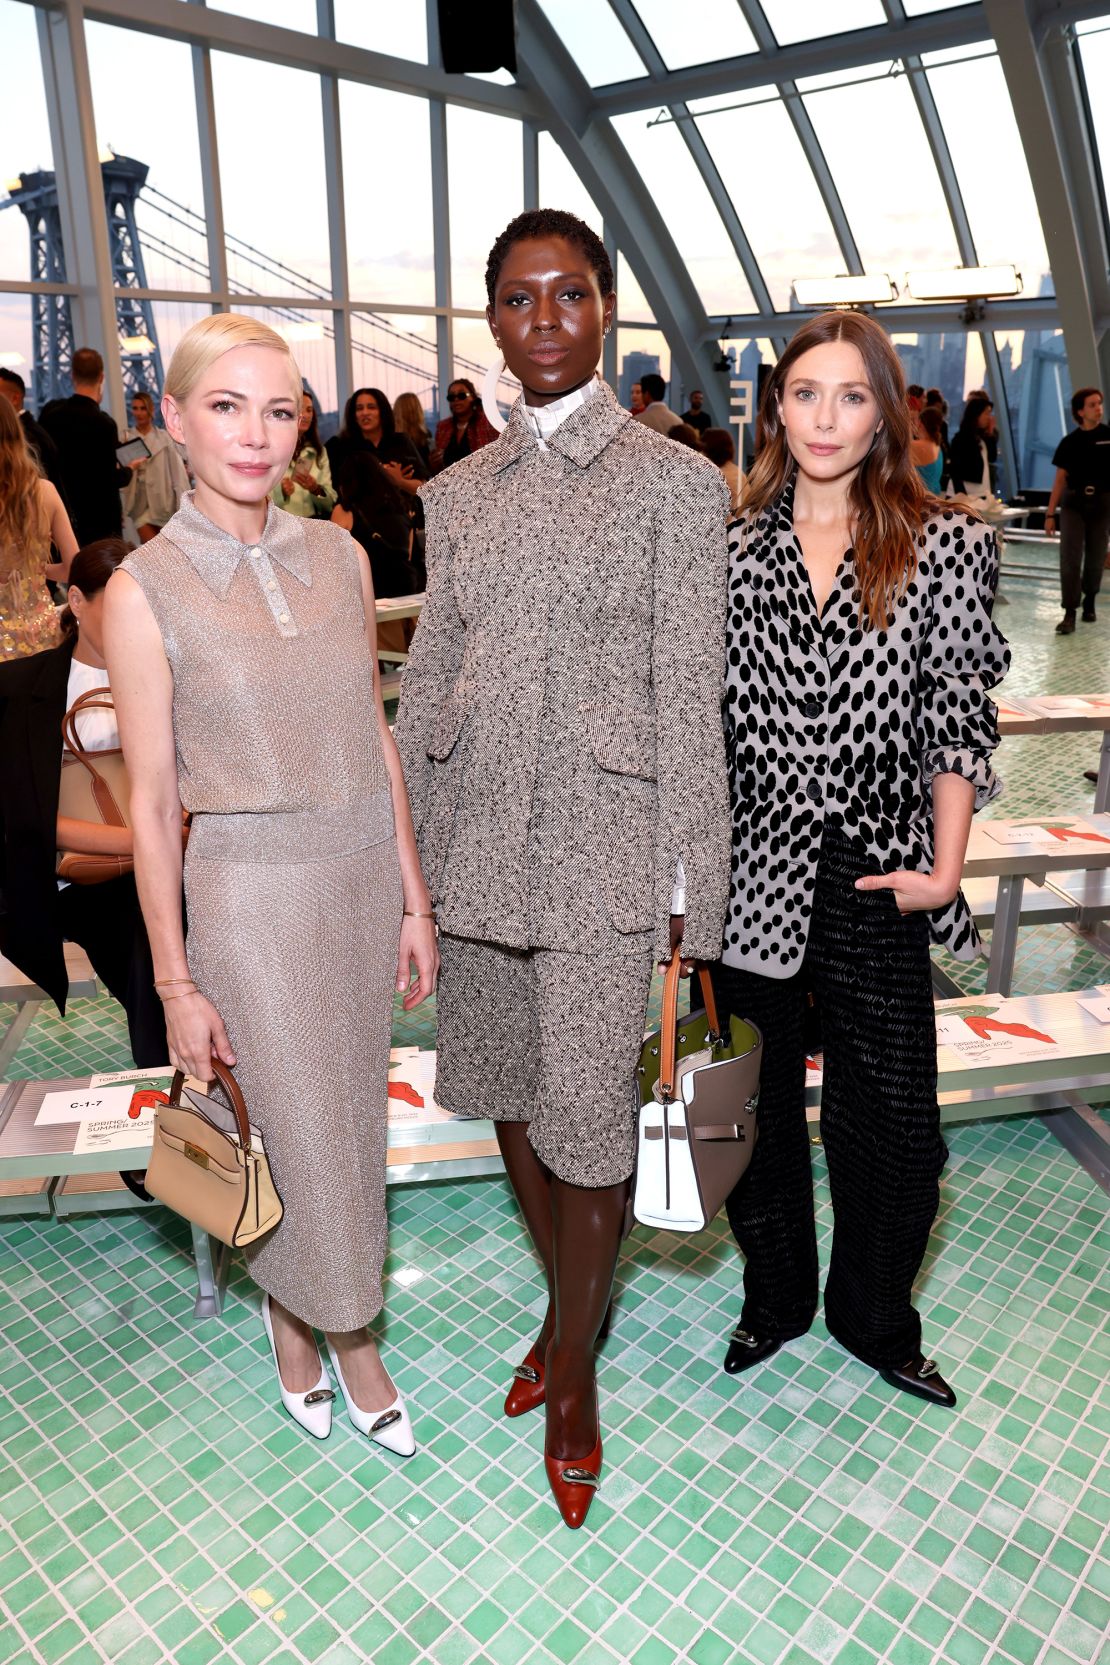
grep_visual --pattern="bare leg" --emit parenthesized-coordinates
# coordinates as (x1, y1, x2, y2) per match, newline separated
(545, 1175, 629, 1459)
(325, 1329, 396, 1410)
(496, 1120, 556, 1355)
(267, 1297, 323, 1392)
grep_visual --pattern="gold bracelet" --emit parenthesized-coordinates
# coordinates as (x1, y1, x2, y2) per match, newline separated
(155, 978, 194, 988)
(159, 988, 199, 1003)
(403, 910, 436, 919)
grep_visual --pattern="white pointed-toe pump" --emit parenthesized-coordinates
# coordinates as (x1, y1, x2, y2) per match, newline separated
(325, 1339, 416, 1457)
(261, 1293, 335, 1440)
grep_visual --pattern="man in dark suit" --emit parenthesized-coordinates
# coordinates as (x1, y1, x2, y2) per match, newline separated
(39, 348, 141, 544)
(0, 366, 64, 490)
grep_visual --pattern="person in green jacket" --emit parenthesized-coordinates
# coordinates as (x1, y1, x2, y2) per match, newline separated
(272, 390, 336, 518)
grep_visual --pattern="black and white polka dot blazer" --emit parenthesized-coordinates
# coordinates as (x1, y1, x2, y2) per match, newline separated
(721, 479, 1011, 977)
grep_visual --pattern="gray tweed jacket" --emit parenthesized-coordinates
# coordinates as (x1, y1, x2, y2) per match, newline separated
(394, 381, 732, 962)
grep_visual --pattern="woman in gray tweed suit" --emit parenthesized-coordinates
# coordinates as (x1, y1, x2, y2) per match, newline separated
(394, 210, 731, 1527)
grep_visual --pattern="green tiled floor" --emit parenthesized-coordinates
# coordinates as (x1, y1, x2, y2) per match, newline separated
(1, 575, 1108, 1665)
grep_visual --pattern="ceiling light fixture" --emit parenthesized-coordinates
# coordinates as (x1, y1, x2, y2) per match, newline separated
(792, 274, 897, 309)
(905, 264, 1022, 301)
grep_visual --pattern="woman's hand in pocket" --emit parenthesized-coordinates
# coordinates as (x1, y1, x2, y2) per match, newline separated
(854, 870, 957, 914)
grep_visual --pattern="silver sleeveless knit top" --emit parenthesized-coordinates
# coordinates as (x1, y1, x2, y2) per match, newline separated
(121, 493, 393, 854)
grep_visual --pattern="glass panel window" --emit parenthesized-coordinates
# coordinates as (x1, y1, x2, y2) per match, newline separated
(1077, 23, 1110, 253)
(86, 22, 209, 293)
(995, 327, 1068, 493)
(802, 68, 961, 280)
(206, 0, 317, 32)
(762, 0, 885, 47)
(626, 0, 756, 71)
(0, 0, 64, 283)
(334, 1, 427, 61)
(533, 0, 647, 87)
(538, 134, 603, 236)
(902, 0, 975, 13)
(447, 107, 523, 310)
(340, 83, 434, 306)
(233, 303, 339, 429)
(889, 331, 985, 426)
(452, 314, 515, 402)
(926, 54, 1052, 298)
(611, 114, 754, 315)
(693, 94, 842, 312)
(351, 311, 439, 425)
(0, 293, 42, 409)
(616, 328, 671, 405)
(211, 54, 331, 298)
(617, 253, 654, 325)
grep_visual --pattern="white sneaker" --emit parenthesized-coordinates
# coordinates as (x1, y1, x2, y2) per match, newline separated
(261, 1293, 334, 1440)
(326, 1340, 416, 1457)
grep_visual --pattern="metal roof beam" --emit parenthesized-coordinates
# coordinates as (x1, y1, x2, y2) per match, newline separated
(711, 296, 1063, 337)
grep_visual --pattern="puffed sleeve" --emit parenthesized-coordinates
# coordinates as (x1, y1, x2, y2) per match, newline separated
(918, 517, 1011, 810)
(392, 478, 465, 833)
(651, 456, 733, 961)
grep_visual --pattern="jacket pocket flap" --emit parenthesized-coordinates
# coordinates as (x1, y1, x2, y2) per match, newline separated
(427, 701, 468, 761)
(581, 701, 657, 779)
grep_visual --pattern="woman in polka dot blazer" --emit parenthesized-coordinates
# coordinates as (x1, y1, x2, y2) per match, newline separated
(711, 311, 1010, 1409)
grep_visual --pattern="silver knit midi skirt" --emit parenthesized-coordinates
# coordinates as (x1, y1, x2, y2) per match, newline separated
(184, 814, 403, 1331)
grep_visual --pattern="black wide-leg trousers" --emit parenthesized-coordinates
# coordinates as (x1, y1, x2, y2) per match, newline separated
(711, 828, 946, 1371)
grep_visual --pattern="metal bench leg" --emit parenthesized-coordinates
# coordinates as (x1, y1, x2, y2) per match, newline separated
(1096, 730, 1110, 815)
(0, 999, 41, 1075)
(986, 875, 1025, 995)
(191, 1222, 229, 1319)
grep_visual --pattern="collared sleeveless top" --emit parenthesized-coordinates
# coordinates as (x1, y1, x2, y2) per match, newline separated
(121, 492, 393, 856)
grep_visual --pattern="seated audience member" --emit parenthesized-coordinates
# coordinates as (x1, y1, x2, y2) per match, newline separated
(40, 348, 142, 544)
(327, 386, 426, 498)
(122, 391, 191, 542)
(701, 426, 746, 513)
(681, 389, 712, 433)
(906, 382, 925, 415)
(393, 392, 433, 476)
(332, 452, 419, 659)
(431, 379, 498, 474)
(669, 422, 702, 451)
(0, 540, 165, 1066)
(910, 407, 945, 494)
(634, 371, 682, 435)
(0, 367, 63, 490)
(272, 390, 336, 519)
(0, 398, 78, 660)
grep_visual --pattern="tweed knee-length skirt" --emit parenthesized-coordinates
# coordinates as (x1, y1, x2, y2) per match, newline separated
(184, 826, 403, 1332)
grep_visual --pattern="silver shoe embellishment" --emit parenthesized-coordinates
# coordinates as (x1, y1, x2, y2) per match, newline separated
(560, 1468, 600, 1488)
(512, 1364, 540, 1383)
(371, 1408, 403, 1434)
(730, 1327, 759, 1347)
(304, 1388, 335, 1406)
(917, 1358, 939, 1379)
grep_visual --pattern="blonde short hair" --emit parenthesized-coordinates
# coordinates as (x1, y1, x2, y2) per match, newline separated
(165, 313, 302, 405)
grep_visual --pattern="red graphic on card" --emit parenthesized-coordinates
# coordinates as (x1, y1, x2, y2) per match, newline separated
(128, 1088, 169, 1120)
(387, 1081, 424, 1109)
(1045, 825, 1110, 845)
(961, 1017, 1055, 1046)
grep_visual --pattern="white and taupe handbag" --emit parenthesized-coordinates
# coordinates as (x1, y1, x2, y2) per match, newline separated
(633, 952, 761, 1233)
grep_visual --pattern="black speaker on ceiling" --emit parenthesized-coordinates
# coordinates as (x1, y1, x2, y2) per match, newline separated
(437, 0, 517, 75)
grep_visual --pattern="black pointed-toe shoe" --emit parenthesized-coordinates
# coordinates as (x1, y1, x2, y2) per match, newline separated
(878, 1353, 956, 1408)
(723, 1326, 783, 1375)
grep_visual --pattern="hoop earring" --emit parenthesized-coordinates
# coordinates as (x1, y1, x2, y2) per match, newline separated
(481, 354, 509, 434)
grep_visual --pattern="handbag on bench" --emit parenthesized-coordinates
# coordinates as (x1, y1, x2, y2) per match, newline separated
(633, 952, 762, 1233)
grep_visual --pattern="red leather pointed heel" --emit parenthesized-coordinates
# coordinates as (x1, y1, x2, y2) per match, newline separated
(504, 1341, 546, 1418)
(544, 1432, 602, 1530)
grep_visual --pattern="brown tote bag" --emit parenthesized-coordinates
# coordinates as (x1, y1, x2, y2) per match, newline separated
(144, 1059, 283, 1247)
(56, 685, 133, 884)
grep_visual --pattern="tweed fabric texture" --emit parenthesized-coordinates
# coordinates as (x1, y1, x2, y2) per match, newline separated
(711, 828, 945, 1371)
(722, 480, 1010, 976)
(120, 493, 393, 825)
(394, 380, 732, 965)
(123, 494, 403, 1330)
(435, 933, 654, 1187)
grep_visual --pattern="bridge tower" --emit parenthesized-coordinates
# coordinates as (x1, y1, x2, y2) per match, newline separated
(3, 151, 164, 408)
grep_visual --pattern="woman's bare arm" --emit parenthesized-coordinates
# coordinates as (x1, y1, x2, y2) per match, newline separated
(103, 569, 234, 1077)
(42, 481, 79, 583)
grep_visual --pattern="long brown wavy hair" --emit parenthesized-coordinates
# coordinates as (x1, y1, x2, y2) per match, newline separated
(0, 395, 46, 576)
(743, 311, 951, 630)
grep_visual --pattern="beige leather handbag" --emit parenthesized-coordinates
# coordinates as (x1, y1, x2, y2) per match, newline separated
(56, 685, 134, 884)
(633, 952, 761, 1233)
(144, 1059, 283, 1247)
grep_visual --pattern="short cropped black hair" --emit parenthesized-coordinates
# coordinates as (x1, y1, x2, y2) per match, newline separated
(640, 372, 666, 403)
(485, 209, 614, 306)
(1071, 384, 1102, 421)
(0, 367, 25, 396)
